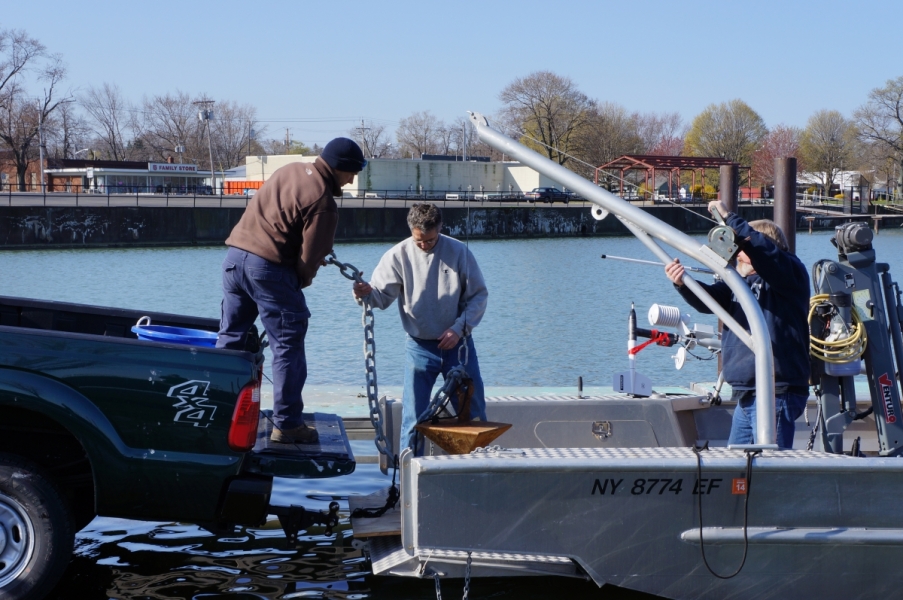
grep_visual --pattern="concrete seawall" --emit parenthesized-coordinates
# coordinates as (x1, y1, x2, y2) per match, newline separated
(0, 204, 817, 249)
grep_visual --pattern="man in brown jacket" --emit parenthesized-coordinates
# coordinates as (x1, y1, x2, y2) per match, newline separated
(216, 137, 366, 444)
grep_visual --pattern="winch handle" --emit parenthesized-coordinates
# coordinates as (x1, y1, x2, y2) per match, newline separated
(709, 204, 727, 226)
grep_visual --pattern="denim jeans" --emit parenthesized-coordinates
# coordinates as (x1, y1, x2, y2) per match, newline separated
(728, 389, 808, 449)
(216, 247, 310, 430)
(400, 335, 487, 452)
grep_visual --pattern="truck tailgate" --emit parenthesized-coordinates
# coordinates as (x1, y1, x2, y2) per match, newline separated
(246, 410, 356, 478)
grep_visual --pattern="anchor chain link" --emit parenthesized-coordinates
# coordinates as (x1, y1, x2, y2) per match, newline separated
(434, 573, 443, 600)
(430, 552, 471, 600)
(410, 364, 468, 449)
(326, 251, 393, 460)
(462, 552, 472, 600)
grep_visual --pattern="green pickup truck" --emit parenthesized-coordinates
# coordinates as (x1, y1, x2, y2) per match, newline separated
(0, 295, 355, 599)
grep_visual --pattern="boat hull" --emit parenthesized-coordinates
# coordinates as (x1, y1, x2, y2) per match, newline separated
(395, 447, 903, 599)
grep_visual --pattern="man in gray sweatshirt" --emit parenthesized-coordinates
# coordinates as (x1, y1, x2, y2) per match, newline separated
(353, 203, 488, 452)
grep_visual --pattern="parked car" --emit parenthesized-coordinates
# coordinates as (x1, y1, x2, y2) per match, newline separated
(524, 187, 569, 203)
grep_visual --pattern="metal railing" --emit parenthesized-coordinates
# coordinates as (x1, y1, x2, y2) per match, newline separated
(9, 183, 883, 213)
(0, 183, 253, 208)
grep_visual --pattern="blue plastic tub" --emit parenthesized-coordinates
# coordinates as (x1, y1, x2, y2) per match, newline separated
(131, 324, 218, 347)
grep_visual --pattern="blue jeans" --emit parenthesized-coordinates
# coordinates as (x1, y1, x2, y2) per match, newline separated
(728, 389, 808, 449)
(216, 247, 310, 430)
(400, 335, 487, 452)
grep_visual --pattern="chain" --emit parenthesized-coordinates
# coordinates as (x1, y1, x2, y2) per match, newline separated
(326, 251, 393, 460)
(434, 573, 443, 600)
(457, 334, 469, 366)
(462, 552, 472, 600)
(430, 552, 471, 600)
(408, 364, 468, 450)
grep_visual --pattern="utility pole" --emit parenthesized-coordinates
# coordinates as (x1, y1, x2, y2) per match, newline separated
(356, 119, 371, 158)
(38, 102, 45, 192)
(285, 128, 291, 153)
(462, 121, 467, 162)
(193, 100, 216, 192)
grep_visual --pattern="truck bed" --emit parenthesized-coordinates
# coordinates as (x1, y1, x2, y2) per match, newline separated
(0, 294, 258, 350)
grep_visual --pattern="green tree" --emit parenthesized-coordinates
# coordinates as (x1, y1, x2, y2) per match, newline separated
(498, 70, 595, 168)
(799, 110, 857, 196)
(854, 76, 903, 198)
(685, 99, 767, 165)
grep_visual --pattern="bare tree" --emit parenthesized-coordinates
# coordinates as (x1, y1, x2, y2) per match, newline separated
(685, 99, 767, 164)
(574, 102, 643, 177)
(634, 111, 685, 155)
(0, 29, 45, 104)
(47, 99, 90, 159)
(131, 90, 204, 163)
(396, 110, 442, 157)
(498, 71, 595, 167)
(258, 138, 310, 155)
(80, 83, 136, 160)
(854, 76, 903, 197)
(349, 119, 393, 158)
(435, 123, 456, 156)
(799, 110, 858, 195)
(752, 124, 803, 186)
(210, 100, 262, 169)
(0, 50, 68, 190)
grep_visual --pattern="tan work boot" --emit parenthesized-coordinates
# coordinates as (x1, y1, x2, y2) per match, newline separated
(271, 422, 319, 444)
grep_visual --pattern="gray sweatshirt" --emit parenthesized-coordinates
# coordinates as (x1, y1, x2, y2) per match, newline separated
(362, 234, 488, 340)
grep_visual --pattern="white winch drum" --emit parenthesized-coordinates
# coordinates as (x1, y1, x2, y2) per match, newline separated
(648, 304, 682, 328)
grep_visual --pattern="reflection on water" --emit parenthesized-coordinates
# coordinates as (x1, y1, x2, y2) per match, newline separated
(55, 465, 378, 600)
(62, 520, 371, 599)
(49, 468, 623, 600)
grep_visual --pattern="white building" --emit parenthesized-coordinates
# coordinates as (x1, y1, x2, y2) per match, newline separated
(242, 155, 558, 197)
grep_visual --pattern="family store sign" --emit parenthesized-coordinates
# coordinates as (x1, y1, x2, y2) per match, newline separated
(148, 163, 199, 173)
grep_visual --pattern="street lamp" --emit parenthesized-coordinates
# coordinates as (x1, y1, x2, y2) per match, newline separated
(194, 100, 216, 193)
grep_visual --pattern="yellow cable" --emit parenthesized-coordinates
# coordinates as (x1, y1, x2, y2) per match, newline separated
(808, 294, 867, 363)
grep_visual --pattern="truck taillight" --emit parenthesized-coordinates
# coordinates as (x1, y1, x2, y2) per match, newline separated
(228, 380, 260, 452)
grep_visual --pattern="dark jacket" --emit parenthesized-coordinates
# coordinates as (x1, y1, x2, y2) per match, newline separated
(675, 212, 810, 391)
(225, 157, 340, 288)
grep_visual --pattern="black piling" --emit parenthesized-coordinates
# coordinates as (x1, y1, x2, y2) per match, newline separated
(774, 157, 798, 254)
(719, 164, 739, 213)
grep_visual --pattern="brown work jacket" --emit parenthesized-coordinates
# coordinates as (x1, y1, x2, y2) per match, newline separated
(225, 157, 340, 288)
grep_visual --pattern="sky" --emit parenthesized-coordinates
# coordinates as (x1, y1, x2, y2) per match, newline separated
(5, 0, 903, 149)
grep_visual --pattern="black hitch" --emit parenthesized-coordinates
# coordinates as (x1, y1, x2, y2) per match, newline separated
(270, 501, 340, 545)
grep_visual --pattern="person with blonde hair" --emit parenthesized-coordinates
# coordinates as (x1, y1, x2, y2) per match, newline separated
(664, 201, 810, 448)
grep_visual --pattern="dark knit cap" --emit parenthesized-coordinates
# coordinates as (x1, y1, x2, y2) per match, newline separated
(321, 137, 367, 172)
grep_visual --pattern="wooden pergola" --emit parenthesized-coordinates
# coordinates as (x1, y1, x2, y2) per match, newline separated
(594, 155, 751, 199)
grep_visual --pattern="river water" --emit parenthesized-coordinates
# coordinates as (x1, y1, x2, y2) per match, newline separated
(5, 226, 903, 599)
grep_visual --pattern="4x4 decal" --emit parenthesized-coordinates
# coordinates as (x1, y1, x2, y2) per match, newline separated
(168, 380, 216, 427)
